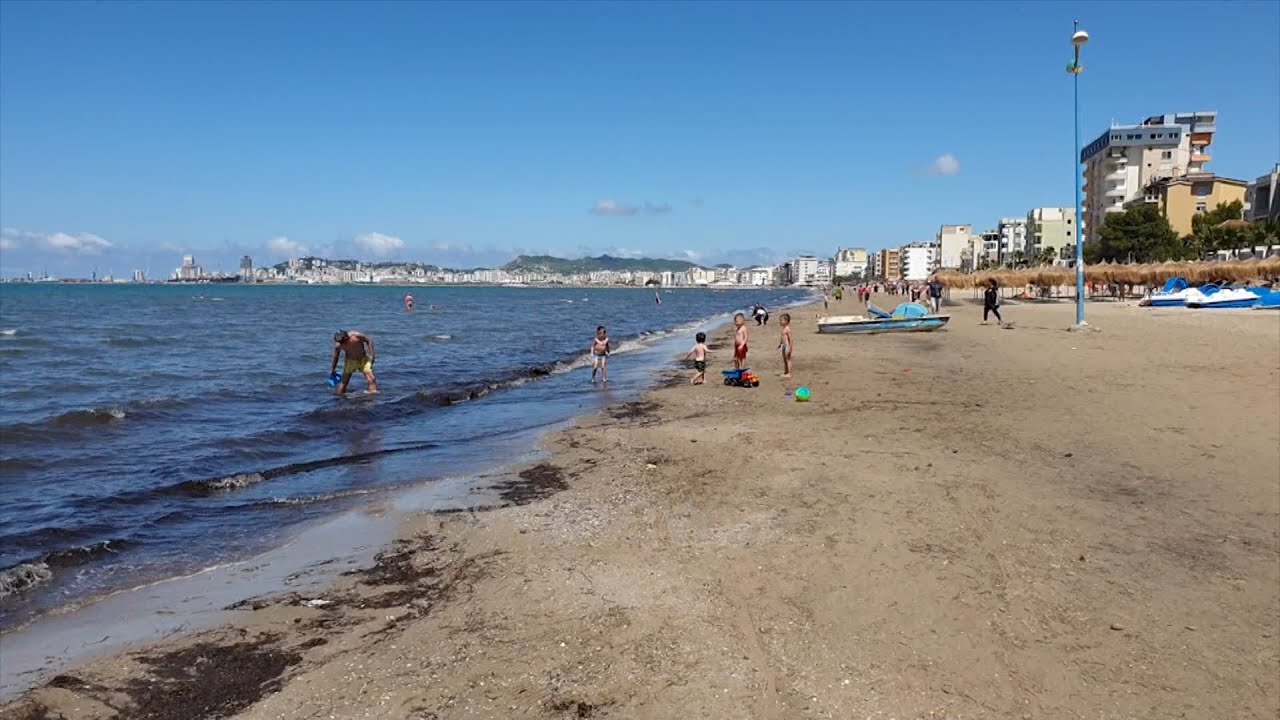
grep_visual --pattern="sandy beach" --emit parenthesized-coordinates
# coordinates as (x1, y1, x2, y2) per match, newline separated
(4, 295, 1278, 720)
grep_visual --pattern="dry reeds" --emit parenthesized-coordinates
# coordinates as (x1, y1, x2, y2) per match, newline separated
(931, 258, 1278, 291)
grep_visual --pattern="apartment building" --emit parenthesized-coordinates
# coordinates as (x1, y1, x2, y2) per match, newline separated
(1081, 111, 1217, 243)
(1130, 174, 1248, 237)
(900, 243, 939, 282)
(1248, 164, 1280, 224)
(935, 225, 972, 270)
(833, 247, 869, 278)
(1026, 208, 1076, 263)
(791, 255, 819, 286)
(997, 217, 1028, 262)
(874, 248, 902, 280)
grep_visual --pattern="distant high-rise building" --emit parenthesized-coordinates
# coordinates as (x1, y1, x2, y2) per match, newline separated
(935, 225, 972, 270)
(1081, 111, 1217, 243)
(174, 254, 203, 281)
(239, 255, 254, 282)
(132, 268, 146, 283)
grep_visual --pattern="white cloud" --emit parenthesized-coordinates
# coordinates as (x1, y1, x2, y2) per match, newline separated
(588, 200, 674, 216)
(265, 236, 308, 257)
(1, 228, 113, 254)
(354, 232, 405, 258)
(927, 153, 961, 176)
(589, 199, 639, 216)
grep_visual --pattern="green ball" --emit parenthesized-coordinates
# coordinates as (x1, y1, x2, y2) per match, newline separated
(795, 387, 811, 402)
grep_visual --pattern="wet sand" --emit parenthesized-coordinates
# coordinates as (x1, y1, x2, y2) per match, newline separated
(4, 296, 1278, 720)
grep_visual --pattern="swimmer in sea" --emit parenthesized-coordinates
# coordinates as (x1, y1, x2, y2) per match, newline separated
(590, 325, 611, 384)
(330, 330, 378, 395)
(404, 294, 415, 311)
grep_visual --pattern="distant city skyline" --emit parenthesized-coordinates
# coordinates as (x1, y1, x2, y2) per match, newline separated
(2, 2, 1277, 278)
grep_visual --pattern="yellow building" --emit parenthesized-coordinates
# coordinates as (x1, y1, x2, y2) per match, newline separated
(1129, 174, 1247, 236)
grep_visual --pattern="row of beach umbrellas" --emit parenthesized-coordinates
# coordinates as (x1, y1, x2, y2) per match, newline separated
(935, 256, 1280, 289)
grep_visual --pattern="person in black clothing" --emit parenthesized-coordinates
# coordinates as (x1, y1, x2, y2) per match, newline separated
(983, 279, 1002, 324)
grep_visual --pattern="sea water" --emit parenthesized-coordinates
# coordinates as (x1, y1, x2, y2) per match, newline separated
(0, 284, 809, 630)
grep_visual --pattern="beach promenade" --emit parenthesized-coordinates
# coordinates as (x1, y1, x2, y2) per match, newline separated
(6, 296, 1279, 720)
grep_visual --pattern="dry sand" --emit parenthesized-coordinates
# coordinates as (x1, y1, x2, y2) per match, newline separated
(5, 296, 1279, 720)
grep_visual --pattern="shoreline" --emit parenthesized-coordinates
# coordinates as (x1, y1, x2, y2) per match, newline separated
(4, 296, 1277, 719)
(0, 298, 811, 697)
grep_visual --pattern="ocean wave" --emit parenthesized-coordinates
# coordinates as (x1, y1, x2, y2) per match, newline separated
(0, 539, 135, 601)
(171, 441, 440, 496)
(427, 334, 452, 341)
(0, 407, 127, 445)
(0, 328, 17, 337)
(0, 563, 52, 600)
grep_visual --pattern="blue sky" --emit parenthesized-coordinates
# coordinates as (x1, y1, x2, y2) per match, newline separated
(1, 1, 1277, 277)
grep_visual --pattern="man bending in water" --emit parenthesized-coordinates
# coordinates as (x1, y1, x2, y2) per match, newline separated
(330, 330, 378, 394)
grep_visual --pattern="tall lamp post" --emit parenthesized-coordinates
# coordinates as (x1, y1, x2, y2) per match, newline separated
(1069, 22, 1089, 325)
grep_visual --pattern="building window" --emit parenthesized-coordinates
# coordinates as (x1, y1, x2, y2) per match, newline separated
(1194, 184, 1211, 197)
(1162, 151, 1172, 159)
(1195, 202, 1207, 214)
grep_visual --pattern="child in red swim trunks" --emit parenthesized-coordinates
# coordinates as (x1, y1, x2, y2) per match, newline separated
(733, 313, 748, 369)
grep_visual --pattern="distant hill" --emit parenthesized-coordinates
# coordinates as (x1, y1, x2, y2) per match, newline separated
(502, 254, 698, 273)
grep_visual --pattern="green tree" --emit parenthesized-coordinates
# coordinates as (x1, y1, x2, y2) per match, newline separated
(1086, 205, 1186, 263)
(1035, 246, 1057, 265)
(1189, 200, 1248, 257)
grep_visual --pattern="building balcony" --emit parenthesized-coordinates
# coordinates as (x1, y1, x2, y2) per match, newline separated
(1106, 169, 1126, 180)
(1105, 186, 1126, 198)
(1191, 153, 1211, 163)
(1104, 205, 1125, 214)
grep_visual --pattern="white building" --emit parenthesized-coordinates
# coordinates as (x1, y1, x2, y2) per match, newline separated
(935, 225, 972, 270)
(900, 243, 938, 282)
(1081, 111, 1216, 243)
(997, 218, 1028, 262)
(746, 267, 773, 286)
(815, 259, 833, 285)
(687, 267, 716, 286)
(174, 254, 203, 281)
(833, 247, 869, 278)
(791, 255, 819, 286)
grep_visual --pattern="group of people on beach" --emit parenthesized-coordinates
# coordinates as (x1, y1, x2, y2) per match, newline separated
(327, 281, 1005, 395)
(684, 309, 793, 385)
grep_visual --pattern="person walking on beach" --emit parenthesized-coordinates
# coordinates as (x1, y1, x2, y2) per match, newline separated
(686, 332, 709, 385)
(822, 289, 830, 311)
(590, 326, 611, 384)
(927, 276, 944, 314)
(733, 313, 749, 370)
(982, 279, 1003, 325)
(778, 313, 794, 378)
(330, 330, 378, 395)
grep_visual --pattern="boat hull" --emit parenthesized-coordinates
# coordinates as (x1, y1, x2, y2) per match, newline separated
(1185, 299, 1261, 309)
(817, 315, 950, 334)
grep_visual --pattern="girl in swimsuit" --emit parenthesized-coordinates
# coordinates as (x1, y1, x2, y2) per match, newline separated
(590, 325, 611, 384)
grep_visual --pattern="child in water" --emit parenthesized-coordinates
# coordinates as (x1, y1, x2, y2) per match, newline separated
(778, 313, 793, 377)
(686, 332, 708, 385)
(590, 325, 611, 384)
(733, 313, 749, 369)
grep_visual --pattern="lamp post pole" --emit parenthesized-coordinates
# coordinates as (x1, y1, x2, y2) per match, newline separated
(1070, 22, 1089, 326)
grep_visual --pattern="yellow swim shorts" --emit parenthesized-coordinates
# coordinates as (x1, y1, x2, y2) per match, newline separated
(343, 356, 374, 375)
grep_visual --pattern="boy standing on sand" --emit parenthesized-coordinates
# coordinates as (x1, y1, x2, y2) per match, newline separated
(982, 279, 1003, 325)
(686, 332, 709, 385)
(733, 313, 749, 369)
(590, 326, 611, 384)
(778, 313, 793, 377)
